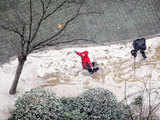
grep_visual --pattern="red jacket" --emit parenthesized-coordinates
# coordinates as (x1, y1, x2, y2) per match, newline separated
(76, 51, 93, 69)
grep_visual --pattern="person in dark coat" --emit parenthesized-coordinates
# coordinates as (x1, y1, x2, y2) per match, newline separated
(75, 50, 99, 74)
(131, 38, 147, 59)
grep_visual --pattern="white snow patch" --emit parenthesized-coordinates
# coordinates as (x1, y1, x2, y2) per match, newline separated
(0, 37, 160, 119)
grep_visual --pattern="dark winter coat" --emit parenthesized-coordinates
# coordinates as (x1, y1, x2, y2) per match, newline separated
(76, 51, 93, 69)
(133, 38, 146, 51)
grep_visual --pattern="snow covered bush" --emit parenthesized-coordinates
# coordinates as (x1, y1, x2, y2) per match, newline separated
(75, 88, 131, 120)
(8, 88, 63, 120)
(60, 97, 85, 119)
(60, 88, 131, 120)
(9, 88, 131, 120)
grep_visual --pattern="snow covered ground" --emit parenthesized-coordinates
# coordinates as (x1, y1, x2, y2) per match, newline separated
(1, 37, 160, 119)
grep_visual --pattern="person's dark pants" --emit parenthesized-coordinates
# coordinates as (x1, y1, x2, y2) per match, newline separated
(140, 49, 147, 58)
(134, 48, 147, 59)
(87, 62, 99, 74)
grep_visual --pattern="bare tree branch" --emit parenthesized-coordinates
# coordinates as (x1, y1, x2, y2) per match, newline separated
(20, 25, 26, 55)
(26, 0, 33, 54)
(27, 1, 47, 53)
(0, 25, 21, 54)
(0, 25, 23, 37)
(46, 0, 52, 10)
(43, 0, 67, 21)
(14, 10, 26, 27)
(28, 0, 33, 41)
(31, 0, 85, 52)
(30, 0, 67, 45)
(40, 0, 45, 14)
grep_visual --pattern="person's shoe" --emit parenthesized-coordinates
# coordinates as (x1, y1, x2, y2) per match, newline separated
(93, 67, 99, 73)
(89, 71, 94, 74)
(142, 53, 147, 59)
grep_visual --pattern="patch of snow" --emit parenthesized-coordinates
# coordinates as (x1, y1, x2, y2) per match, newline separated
(0, 37, 160, 119)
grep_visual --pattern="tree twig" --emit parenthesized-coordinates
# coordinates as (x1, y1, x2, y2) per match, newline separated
(31, 0, 85, 52)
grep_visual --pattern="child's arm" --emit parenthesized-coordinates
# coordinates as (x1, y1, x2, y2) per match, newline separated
(75, 51, 82, 56)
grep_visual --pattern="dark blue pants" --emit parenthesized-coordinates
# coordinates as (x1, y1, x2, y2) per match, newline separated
(87, 62, 99, 74)
(135, 49, 147, 58)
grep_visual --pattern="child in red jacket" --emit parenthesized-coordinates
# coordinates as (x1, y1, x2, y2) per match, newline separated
(75, 50, 99, 74)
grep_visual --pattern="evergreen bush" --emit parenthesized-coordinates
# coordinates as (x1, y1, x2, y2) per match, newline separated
(9, 88, 131, 120)
(75, 88, 131, 120)
(60, 97, 85, 120)
(9, 88, 63, 120)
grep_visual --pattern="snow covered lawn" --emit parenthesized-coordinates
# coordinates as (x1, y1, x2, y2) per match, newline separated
(1, 37, 160, 119)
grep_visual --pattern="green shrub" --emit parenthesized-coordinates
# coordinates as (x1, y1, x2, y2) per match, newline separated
(9, 88, 63, 120)
(60, 97, 85, 120)
(9, 88, 131, 120)
(75, 88, 131, 120)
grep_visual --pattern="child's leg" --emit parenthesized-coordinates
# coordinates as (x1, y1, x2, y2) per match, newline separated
(88, 68, 94, 74)
(140, 49, 147, 58)
(92, 62, 99, 73)
(87, 63, 94, 74)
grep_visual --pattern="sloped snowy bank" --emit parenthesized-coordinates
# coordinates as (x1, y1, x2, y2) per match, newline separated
(1, 37, 160, 119)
